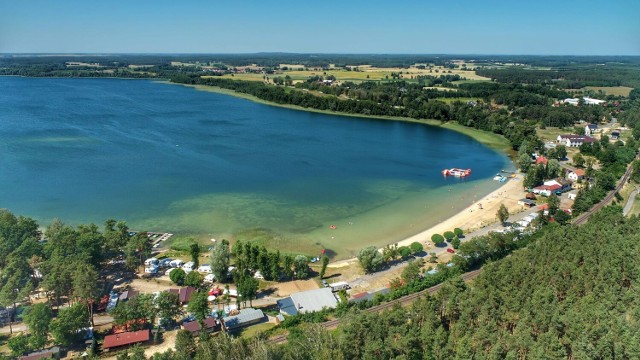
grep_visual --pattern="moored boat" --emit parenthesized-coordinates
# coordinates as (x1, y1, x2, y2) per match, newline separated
(442, 168, 471, 177)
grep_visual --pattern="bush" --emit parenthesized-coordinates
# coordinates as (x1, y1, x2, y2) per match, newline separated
(184, 271, 203, 288)
(454, 228, 464, 237)
(431, 234, 445, 245)
(451, 237, 461, 249)
(398, 246, 411, 259)
(444, 231, 456, 241)
(409, 241, 424, 254)
(170, 268, 186, 285)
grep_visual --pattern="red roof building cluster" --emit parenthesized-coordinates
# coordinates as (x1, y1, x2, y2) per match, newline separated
(103, 329, 150, 350)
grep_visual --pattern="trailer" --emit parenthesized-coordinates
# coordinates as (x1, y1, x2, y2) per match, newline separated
(330, 281, 351, 292)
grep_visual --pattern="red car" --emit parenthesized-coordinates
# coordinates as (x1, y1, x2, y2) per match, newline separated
(447, 248, 455, 253)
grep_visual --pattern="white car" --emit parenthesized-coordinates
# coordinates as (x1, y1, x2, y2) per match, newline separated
(145, 266, 158, 274)
(204, 274, 215, 283)
(253, 271, 264, 279)
(182, 261, 195, 271)
(144, 258, 158, 266)
(197, 265, 212, 274)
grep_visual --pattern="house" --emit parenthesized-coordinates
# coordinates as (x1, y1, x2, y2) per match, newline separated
(532, 183, 562, 197)
(21, 347, 60, 360)
(546, 178, 572, 193)
(556, 135, 597, 147)
(518, 199, 537, 208)
(584, 123, 598, 136)
(222, 308, 265, 331)
(561, 98, 579, 106)
(182, 317, 221, 336)
(583, 97, 605, 105)
(103, 329, 150, 351)
(118, 290, 138, 302)
(169, 287, 196, 304)
(534, 155, 548, 165)
(567, 169, 585, 182)
(277, 288, 339, 316)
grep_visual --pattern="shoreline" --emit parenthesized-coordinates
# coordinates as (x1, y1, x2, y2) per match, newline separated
(165, 81, 515, 156)
(329, 174, 524, 267)
(161, 80, 521, 263)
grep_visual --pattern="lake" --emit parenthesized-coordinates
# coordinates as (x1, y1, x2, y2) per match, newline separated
(0, 77, 511, 258)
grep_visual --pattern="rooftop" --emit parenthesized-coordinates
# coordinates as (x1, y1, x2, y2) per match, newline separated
(21, 347, 60, 360)
(182, 317, 220, 334)
(278, 287, 339, 315)
(103, 329, 150, 349)
(222, 308, 265, 330)
(169, 287, 196, 303)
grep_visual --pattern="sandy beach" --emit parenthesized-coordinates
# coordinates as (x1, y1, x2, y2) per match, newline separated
(329, 174, 525, 267)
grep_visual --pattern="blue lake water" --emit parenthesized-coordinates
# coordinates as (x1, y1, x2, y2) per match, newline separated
(0, 77, 511, 257)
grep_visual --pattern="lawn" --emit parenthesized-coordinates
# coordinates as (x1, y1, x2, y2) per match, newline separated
(238, 322, 276, 338)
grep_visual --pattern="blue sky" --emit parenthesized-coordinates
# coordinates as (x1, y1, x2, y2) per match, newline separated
(1, 0, 638, 55)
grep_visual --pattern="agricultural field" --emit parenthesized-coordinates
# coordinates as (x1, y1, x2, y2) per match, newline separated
(583, 86, 634, 97)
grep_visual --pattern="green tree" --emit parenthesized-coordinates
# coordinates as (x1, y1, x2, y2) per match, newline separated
(282, 255, 294, 280)
(453, 228, 464, 237)
(187, 291, 210, 324)
(184, 271, 204, 288)
(431, 234, 445, 246)
(443, 231, 456, 242)
(169, 268, 186, 286)
(174, 330, 196, 359)
(293, 255, 310, 280)
(210, 240, 230, 283)
(357, 246, 384, 273)
(319, 255, 329, 279)
(110, 294, 154, 331)
(237, 276, 259, 308)
(125, 233, 151, 271)
(518, 153, 532, 172)
(497, 203, 510, 225)
(401, 259, 424, 283)
(154, 291, 182, 329)
(451, 237, 461, 249)
(546, 159, 561, 178)
(410, 241, 424, 254)
(547, 194, 560, 214)
(189, 243, 200, 269)
(72, 261, 99, 326)
(23, 303, 52, 350)
(398, 246, 412, 259)
(554, 145, 567, 160)
(50, 302, 90, 347)
(8, 333, 30, 357)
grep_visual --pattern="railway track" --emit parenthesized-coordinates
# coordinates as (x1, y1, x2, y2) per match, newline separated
(573, 158, 635, 225)
(268, 269, 482, 344)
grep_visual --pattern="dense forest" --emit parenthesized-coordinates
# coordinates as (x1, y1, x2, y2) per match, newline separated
(102, 207, 640, 360)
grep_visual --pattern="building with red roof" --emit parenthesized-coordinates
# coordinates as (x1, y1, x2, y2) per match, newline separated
(103, 329, 150, 351)
(169, 287, 196, 304)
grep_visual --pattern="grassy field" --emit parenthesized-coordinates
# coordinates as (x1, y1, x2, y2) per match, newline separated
(584, 86, 634, 97)
(238, 322, 277, 338)
(214, 65, 490, 84)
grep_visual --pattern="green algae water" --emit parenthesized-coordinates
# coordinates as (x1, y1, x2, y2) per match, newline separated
(0, 77, 511, 258)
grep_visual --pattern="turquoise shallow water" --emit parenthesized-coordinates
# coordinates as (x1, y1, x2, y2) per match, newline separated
(0, 77, 511, 257)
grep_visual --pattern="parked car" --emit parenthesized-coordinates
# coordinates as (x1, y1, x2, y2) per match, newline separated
(204, 274, 215, 283)
(321, 280, 329, 287)
(446, 248, 455, 253)
(182, 261, 195, 272)
(160, 258, 173, 268)
(169, 259, 184, 268)
(145, 266, 158, 274)
(197, 265, 212, 274)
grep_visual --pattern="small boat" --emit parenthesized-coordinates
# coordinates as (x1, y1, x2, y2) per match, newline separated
(442, 168, 472, 177)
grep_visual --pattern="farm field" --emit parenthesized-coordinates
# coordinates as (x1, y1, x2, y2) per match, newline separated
(583, 86, 634, 97)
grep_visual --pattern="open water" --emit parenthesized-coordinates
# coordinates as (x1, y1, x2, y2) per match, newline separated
(0, 77, 511, 257)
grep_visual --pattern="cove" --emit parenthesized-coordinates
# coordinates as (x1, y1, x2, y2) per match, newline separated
(0, 77, 511, 258)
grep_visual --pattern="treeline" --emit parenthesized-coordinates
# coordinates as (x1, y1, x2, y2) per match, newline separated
(113, 207, 640, 360)
(477, 65, 640, 88)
